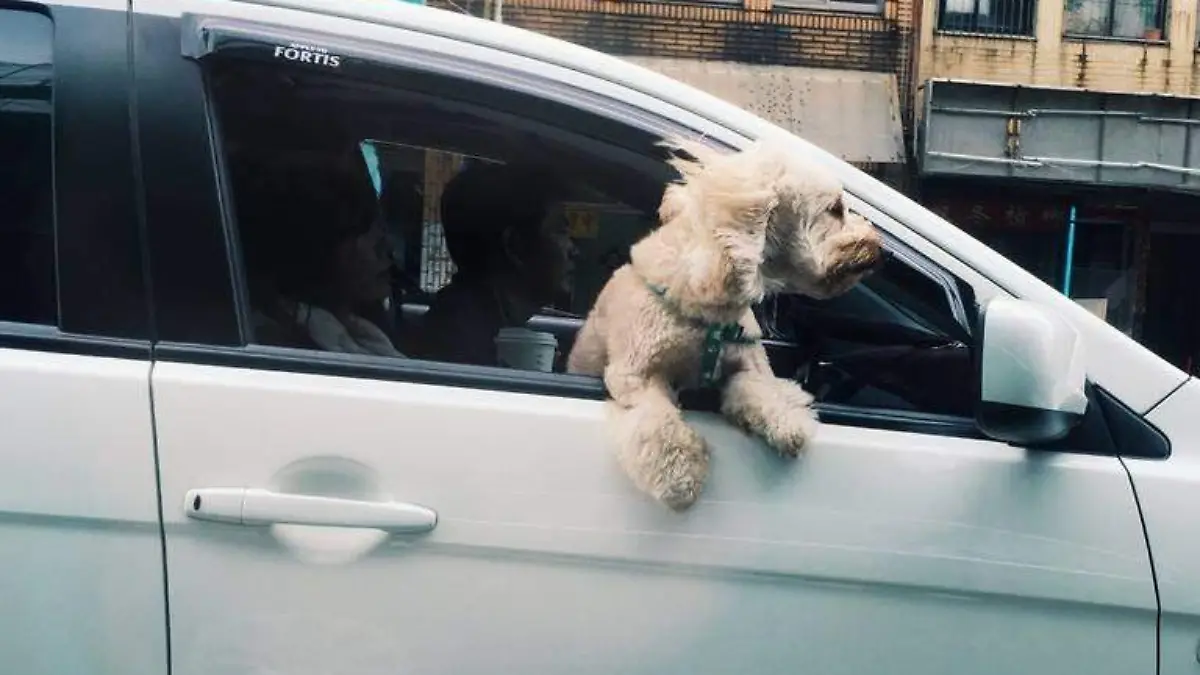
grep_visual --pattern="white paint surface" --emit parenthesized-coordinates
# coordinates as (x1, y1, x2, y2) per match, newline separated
(155, 362, 1156, 675)
(0, 349, 166, 675)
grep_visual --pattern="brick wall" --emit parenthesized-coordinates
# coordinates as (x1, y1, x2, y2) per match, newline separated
(431, 0, 917, 146)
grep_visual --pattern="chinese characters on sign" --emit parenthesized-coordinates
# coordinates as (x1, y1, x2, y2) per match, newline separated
(927, 195, 1143, 233)
(927, 198, 1068, 232)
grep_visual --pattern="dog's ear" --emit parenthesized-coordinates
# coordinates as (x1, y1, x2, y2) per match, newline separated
(675, 140, 779, 233)
(631, 140, 775, 314)
(658, 139, 779, 235)
(631, 216, 740, 316)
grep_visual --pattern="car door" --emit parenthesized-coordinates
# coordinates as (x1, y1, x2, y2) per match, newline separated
(0, 2, 167, 673)
(135, 3, 1159, 673)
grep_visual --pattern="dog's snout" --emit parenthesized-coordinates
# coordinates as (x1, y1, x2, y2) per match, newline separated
(845, 256, 883, 275)
(847, 233, 884, 273)
(846, 251, 885, 275)
(822, 230, 885, 283)
(860, 235, 886, 272)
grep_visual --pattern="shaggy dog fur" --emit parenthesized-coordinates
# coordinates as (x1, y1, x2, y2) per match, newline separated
(567, 139, 883, 510)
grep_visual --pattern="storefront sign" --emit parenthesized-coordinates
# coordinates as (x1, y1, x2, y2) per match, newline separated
(925, 194, 1143, 233)
(925, 198, 1068, 232)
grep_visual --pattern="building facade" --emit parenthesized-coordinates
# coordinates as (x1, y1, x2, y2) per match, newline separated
(913, 0, 1200, 373)
(432, 0, 917, 182)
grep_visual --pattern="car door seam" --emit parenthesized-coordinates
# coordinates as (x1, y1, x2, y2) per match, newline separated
(1119, 455, 1162, 675)
(128, 4, 172, 672)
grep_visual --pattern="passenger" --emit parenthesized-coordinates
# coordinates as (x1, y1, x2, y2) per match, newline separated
(231, 155, 405, 357)
(412, 161, 577, 367)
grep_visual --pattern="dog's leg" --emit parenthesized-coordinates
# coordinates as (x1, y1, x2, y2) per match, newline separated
(566, 316, 606, 376)
(604, 366, 708, 510)
(720, 346, 818, 457)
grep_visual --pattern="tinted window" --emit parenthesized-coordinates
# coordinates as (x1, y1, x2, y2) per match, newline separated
(0, 10, 55, 325)
(761, 250, 977, 417)
(200, 51, 981, 425)
(205, 58, 664, 369)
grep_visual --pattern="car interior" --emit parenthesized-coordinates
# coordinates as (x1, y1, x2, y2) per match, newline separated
(207, 58, 980, 419)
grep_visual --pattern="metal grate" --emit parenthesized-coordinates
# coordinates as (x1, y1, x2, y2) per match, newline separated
(419, 149, 464, 292)
(419, 220, 455, 292)
(1064, 0, 1167, 39)
(937, 0, 1036, 35)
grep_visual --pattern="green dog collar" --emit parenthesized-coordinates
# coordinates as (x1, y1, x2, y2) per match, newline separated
(646, 283, 758, 387)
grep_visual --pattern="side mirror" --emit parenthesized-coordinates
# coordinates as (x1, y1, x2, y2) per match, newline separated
(975, 298, 1088, 444)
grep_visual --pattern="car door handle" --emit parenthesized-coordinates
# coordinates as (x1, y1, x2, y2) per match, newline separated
(184, 487, 437, 533)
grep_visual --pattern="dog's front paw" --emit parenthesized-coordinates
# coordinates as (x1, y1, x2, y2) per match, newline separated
(628, 415, 710, 511)
(643, 415, 705, 509)
(607, 397, 711, 510)
(721, 375, 819, 458)
(763, 405, 819, 458)
(650, 429, 710, 511)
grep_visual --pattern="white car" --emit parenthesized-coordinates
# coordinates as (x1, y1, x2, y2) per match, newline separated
(2, 0, 1197, 673)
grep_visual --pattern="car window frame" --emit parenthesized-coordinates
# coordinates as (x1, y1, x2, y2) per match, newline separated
(146, 10, 1091, 446)
(0, 0, 151, 361)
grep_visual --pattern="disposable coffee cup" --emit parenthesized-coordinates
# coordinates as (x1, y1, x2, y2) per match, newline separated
(494, 328, 558, 373)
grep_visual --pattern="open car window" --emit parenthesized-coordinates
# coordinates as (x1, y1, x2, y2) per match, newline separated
(203, 42, 982, 425)
(756, 229, 978, 418)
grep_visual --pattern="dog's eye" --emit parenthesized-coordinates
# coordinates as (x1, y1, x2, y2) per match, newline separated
(827, 199, 845, 217)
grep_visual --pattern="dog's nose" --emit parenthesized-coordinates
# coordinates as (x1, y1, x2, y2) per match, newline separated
(842, 237, 886, 275)
(870, 246, 891, 271)
(845, 256, 882, 275)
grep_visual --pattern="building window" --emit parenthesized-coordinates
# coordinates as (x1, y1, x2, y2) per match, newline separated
(774, 0, 883, 13)
(938, 0, 1036, 36)
(1064, 0, 1166, 39)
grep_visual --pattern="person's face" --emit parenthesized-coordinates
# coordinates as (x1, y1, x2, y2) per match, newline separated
(332, 220, 393, 308)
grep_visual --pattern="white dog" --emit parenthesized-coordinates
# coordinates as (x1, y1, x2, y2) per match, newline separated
(568, 139, 883, 510)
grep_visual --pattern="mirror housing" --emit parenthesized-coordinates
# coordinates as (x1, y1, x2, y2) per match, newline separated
(975, 298, 1088, 444)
